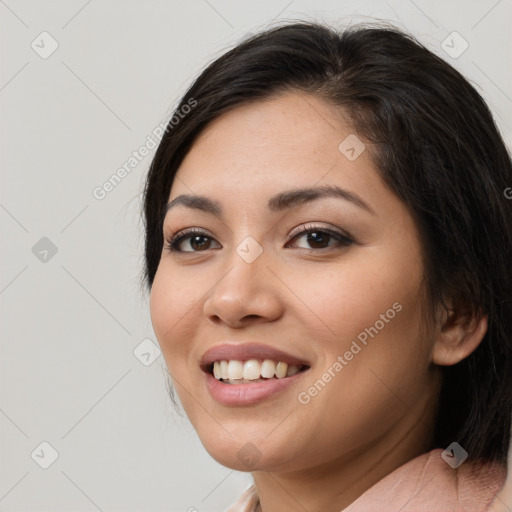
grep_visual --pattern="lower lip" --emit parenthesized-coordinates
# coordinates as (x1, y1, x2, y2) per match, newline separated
(204, 370, 308, 406)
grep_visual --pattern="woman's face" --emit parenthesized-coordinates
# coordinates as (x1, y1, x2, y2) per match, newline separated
(150, 92, 441, 473)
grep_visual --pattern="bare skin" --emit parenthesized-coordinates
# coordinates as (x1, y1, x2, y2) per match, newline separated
(488, 431, 512, 512)
(150, 92, 488, 512)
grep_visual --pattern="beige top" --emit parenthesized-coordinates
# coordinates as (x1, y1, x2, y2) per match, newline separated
(226, 448, 507, 512)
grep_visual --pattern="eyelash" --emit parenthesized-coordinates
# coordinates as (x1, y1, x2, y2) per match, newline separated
(164, 223, 355, 253)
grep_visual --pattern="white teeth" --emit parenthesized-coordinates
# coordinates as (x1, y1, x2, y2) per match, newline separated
(220, 360, 229, 380)
(211, 359, 303, 381)
(260, 359, 276, 378)
(242, 359, 261, 380)
(213, 361, 221, 379)
(227, 360, 244, 380)
(275, 362, 288, 379)
(286, 364, 300, 376)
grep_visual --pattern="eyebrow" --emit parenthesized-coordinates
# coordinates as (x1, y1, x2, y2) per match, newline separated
(164, 185, 375, 218)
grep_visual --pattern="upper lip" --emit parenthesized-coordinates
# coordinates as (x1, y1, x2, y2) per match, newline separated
(200, 343, 312, 372)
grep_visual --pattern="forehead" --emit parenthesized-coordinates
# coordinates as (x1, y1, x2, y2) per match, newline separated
(172, 92, 379, 196)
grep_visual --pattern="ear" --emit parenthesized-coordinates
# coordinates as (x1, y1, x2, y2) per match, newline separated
(432, 299, 488, 366)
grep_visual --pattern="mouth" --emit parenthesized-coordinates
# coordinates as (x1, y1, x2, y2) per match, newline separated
(200, 343, 312, 406)
(200, 342, 311, 383)
(205, 359, 310, 384)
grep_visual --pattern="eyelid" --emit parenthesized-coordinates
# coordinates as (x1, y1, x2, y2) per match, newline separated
(165, 227, 221, 252)
(170, 226, 215, 239)
(288, 222, 354, 242)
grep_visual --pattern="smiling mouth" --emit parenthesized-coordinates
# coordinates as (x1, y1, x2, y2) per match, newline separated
(207, 359, 310, 384)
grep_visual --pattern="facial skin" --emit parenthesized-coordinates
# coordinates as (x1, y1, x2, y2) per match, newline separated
(149, 92, 487, 512)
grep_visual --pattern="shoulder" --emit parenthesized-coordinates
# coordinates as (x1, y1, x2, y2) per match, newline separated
(225, 450, 506, 512)
(344, 448, 507, 512)
(225, 484, 259, 512)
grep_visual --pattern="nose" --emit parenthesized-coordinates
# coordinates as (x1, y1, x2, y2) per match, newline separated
(202, 247, 285, 328)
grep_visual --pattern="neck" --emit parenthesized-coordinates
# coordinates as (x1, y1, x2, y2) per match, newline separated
(252, 393, 437, 512)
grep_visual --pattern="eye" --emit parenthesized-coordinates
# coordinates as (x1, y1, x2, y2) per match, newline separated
(164, 223, 354, 254)
(165, 228, 221, 253)
(285, 223, 354, 251)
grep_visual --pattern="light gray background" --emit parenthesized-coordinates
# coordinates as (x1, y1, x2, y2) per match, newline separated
(1, 1, 511, 511)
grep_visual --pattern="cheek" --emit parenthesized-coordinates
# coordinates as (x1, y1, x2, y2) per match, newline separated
(287, 291, 431, 467)
(304, 244, 423, 347)
(305, 244, 431, 414)
(149, 263, 202, 370)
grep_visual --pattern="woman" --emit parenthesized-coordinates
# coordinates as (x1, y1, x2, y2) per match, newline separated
(142, 22, 512, 511)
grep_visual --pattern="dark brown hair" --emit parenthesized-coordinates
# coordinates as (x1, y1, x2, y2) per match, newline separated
(142, 21, 512, 462)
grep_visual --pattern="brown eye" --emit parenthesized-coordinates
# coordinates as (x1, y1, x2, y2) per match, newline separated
(166, 230, 221, 252)
(186, 235, 213, 251)
(303, 231, 331, 249)
(287, 226, 354, 251)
